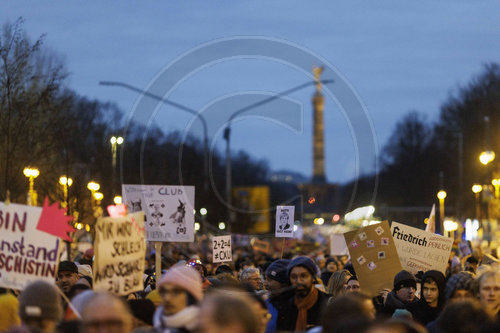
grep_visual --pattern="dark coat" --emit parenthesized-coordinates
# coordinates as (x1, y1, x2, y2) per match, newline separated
(276, 288, 329, 332)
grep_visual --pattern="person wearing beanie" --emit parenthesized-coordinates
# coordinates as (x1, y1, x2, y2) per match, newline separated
(187, 258, 211, 291)
(444, 271, 475, 301)
(382, 270, 419, 317)
(320, 258, 339, 286)
(152, 265, 203, 332)
(18, 280, 63, 333)
(406, 270, 446, 326)
(263, 259, 291, 333)
(276, 256, 329, 332)
(56, 260, 79, 296)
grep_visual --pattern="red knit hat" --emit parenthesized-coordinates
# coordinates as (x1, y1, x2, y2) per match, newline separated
(158, 266, 203, 302)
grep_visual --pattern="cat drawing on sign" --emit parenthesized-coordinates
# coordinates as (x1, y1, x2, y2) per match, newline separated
(170, 200, 186, 234)
(149, 203, 166, 227)
(130, 199, 147, 223)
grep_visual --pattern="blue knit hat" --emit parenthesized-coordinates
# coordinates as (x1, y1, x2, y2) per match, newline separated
(287, 256, 320, 278)
(265, 259, 290, 285)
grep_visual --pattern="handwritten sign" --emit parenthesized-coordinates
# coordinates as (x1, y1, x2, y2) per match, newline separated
(0, 202, 62, 290)
(212, 235, 232, 263)
(93, 212, 146, 295)
(122, 184, 195, 242)
(251, 238, 270, 254)
(275, 206, 294, 237)
(391, 222, 453, 275)
(344, 221, 402, 297)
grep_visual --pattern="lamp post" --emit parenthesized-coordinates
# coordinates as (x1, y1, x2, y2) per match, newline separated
(23, 167, 40, 206)
(59, 175, 73, 260)
(87, 181, 102, 218)
(492, 179, 500, 198)
(472, 184, 482, 220)
(437, 190, 447, 234)
(110, 136, 123, 194)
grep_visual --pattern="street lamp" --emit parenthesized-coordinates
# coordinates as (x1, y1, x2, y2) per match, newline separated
(437, 190, 447, 233)
(443, 218, 458, 238)
(110, 136, 124, 195)
(472, 184, 482, 219)
(23, 167, 40, 206)
(87, 181, 100, 192)
(479, 151, 495, 165)
(492, 179, 500, 198)
(59, 175, 73, 208)
(113, 195, 122, 205)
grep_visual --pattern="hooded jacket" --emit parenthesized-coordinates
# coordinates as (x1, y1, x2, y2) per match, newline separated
(406, 270, 446, 326)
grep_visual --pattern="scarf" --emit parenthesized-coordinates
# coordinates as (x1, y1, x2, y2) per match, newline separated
(153, 305, 199, 332)
(294, 286, 318, 332)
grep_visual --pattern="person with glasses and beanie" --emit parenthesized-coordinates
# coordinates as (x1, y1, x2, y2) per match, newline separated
(152, 265, 203, 333)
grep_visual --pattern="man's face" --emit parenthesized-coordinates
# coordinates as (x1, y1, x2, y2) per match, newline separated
(57, 271, 79, 293)
(422, 281, 439, 307)
(264, 276, 282, 291)
(326, 261, 337, 273)
(289, 266, 313, 298)
(159, 282, 188, 315)
(479, 276, 500, 314)
(345, 279, 360, 293)
(244, 271, 262, 290)
(396, 286, 416, 303)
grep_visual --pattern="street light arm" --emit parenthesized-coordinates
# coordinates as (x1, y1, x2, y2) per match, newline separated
(99, 81, 209, 140)
(228, 79, 333, 123)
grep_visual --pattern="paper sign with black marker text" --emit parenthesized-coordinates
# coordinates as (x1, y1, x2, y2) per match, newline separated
(93, 212, 146, 295)
(212, 235, 232, 263)
(275, 206, 294, 237)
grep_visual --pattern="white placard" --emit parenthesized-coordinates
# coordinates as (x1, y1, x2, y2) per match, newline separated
(0, 202, 61, 290)
(212, 235, 232, 263)
(330, 234, 349, 255)
(93, 212, 146, 295)
(122, 185, 195, 242)
(391, 221, 454, 275)
(275, 206, 294, 237)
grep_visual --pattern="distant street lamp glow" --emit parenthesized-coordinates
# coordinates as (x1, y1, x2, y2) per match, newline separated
(23, 167, 40, 206)
(93, 192, 104, 201)
(113, 196, 122, 205)
(443, 219, 458, 232)
(85, 224, 90, 232)
(315, 217, 325, 225)
(479, 151, 495, 165)
(200, 208, 208, 216)
(87, 181, 100, 192)
(218, 222, 226, 230)
(195, 222, 200, 231)
(59, 176, 73, 187)
(437, 190, 447, 200)
(472, 184, 482, 194)
(492, 179, 500, 198)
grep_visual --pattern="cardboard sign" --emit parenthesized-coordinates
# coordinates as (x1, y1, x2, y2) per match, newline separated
(391, 222, 453, 275)
(330, 234, 349, 256)
(0, 202, 62, 290)
(212, 235, 232, 263)
(251, 238, 270, 254)
(344, 221, 402, 297)
(275, 206, 294, 237)
(122, 184, 195, 242)
(93, 212, 146, 295)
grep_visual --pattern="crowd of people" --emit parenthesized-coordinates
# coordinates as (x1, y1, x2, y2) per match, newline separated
(0, 243, 499, 333)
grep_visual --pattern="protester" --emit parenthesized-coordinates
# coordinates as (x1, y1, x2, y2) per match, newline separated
(276, 256, 328, 332)
(241, 267, 263, 291)
(406, 270, 446, 325)
(80, 292, 134, 333)
(17, 280, 63, 333)
(326, 269, 352, 298)
(128, 299, 156, 332)
(153, 265, 203, 332)
(475, 269, 500, 319)
(321, 293, 377, 333)
(187, 258, 212, 290)
(263, 259, 291, 333)
(197, 291, 260, 333)
(56, 261, 80, 297)
(443, 271, 475, 301)
(436, 299, 492, 333)
(320, 258, 338, 286)
(345, 275, 361, 293)
(382, 270, 418, 316)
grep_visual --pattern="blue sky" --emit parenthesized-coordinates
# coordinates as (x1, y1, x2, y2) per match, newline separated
(3, 1, 500, 183)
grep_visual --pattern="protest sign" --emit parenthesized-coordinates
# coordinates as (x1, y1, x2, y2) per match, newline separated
(330, 234, 348, 256)
(122, 184, 195, 242)
(212, 235, 232, 263)
(93, 212, 146, 295)
(0, 201, 69, 290)
(344, 221, 402, 297)
(251, 238, 270, 254)
(275, 206, 294, 237)
(391, 221, 453, 275)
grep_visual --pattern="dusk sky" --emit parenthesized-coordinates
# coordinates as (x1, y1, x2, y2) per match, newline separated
(3, 1, 500, 184)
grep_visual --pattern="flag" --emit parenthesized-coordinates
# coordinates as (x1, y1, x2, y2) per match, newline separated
(425, 204, 436, 233)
